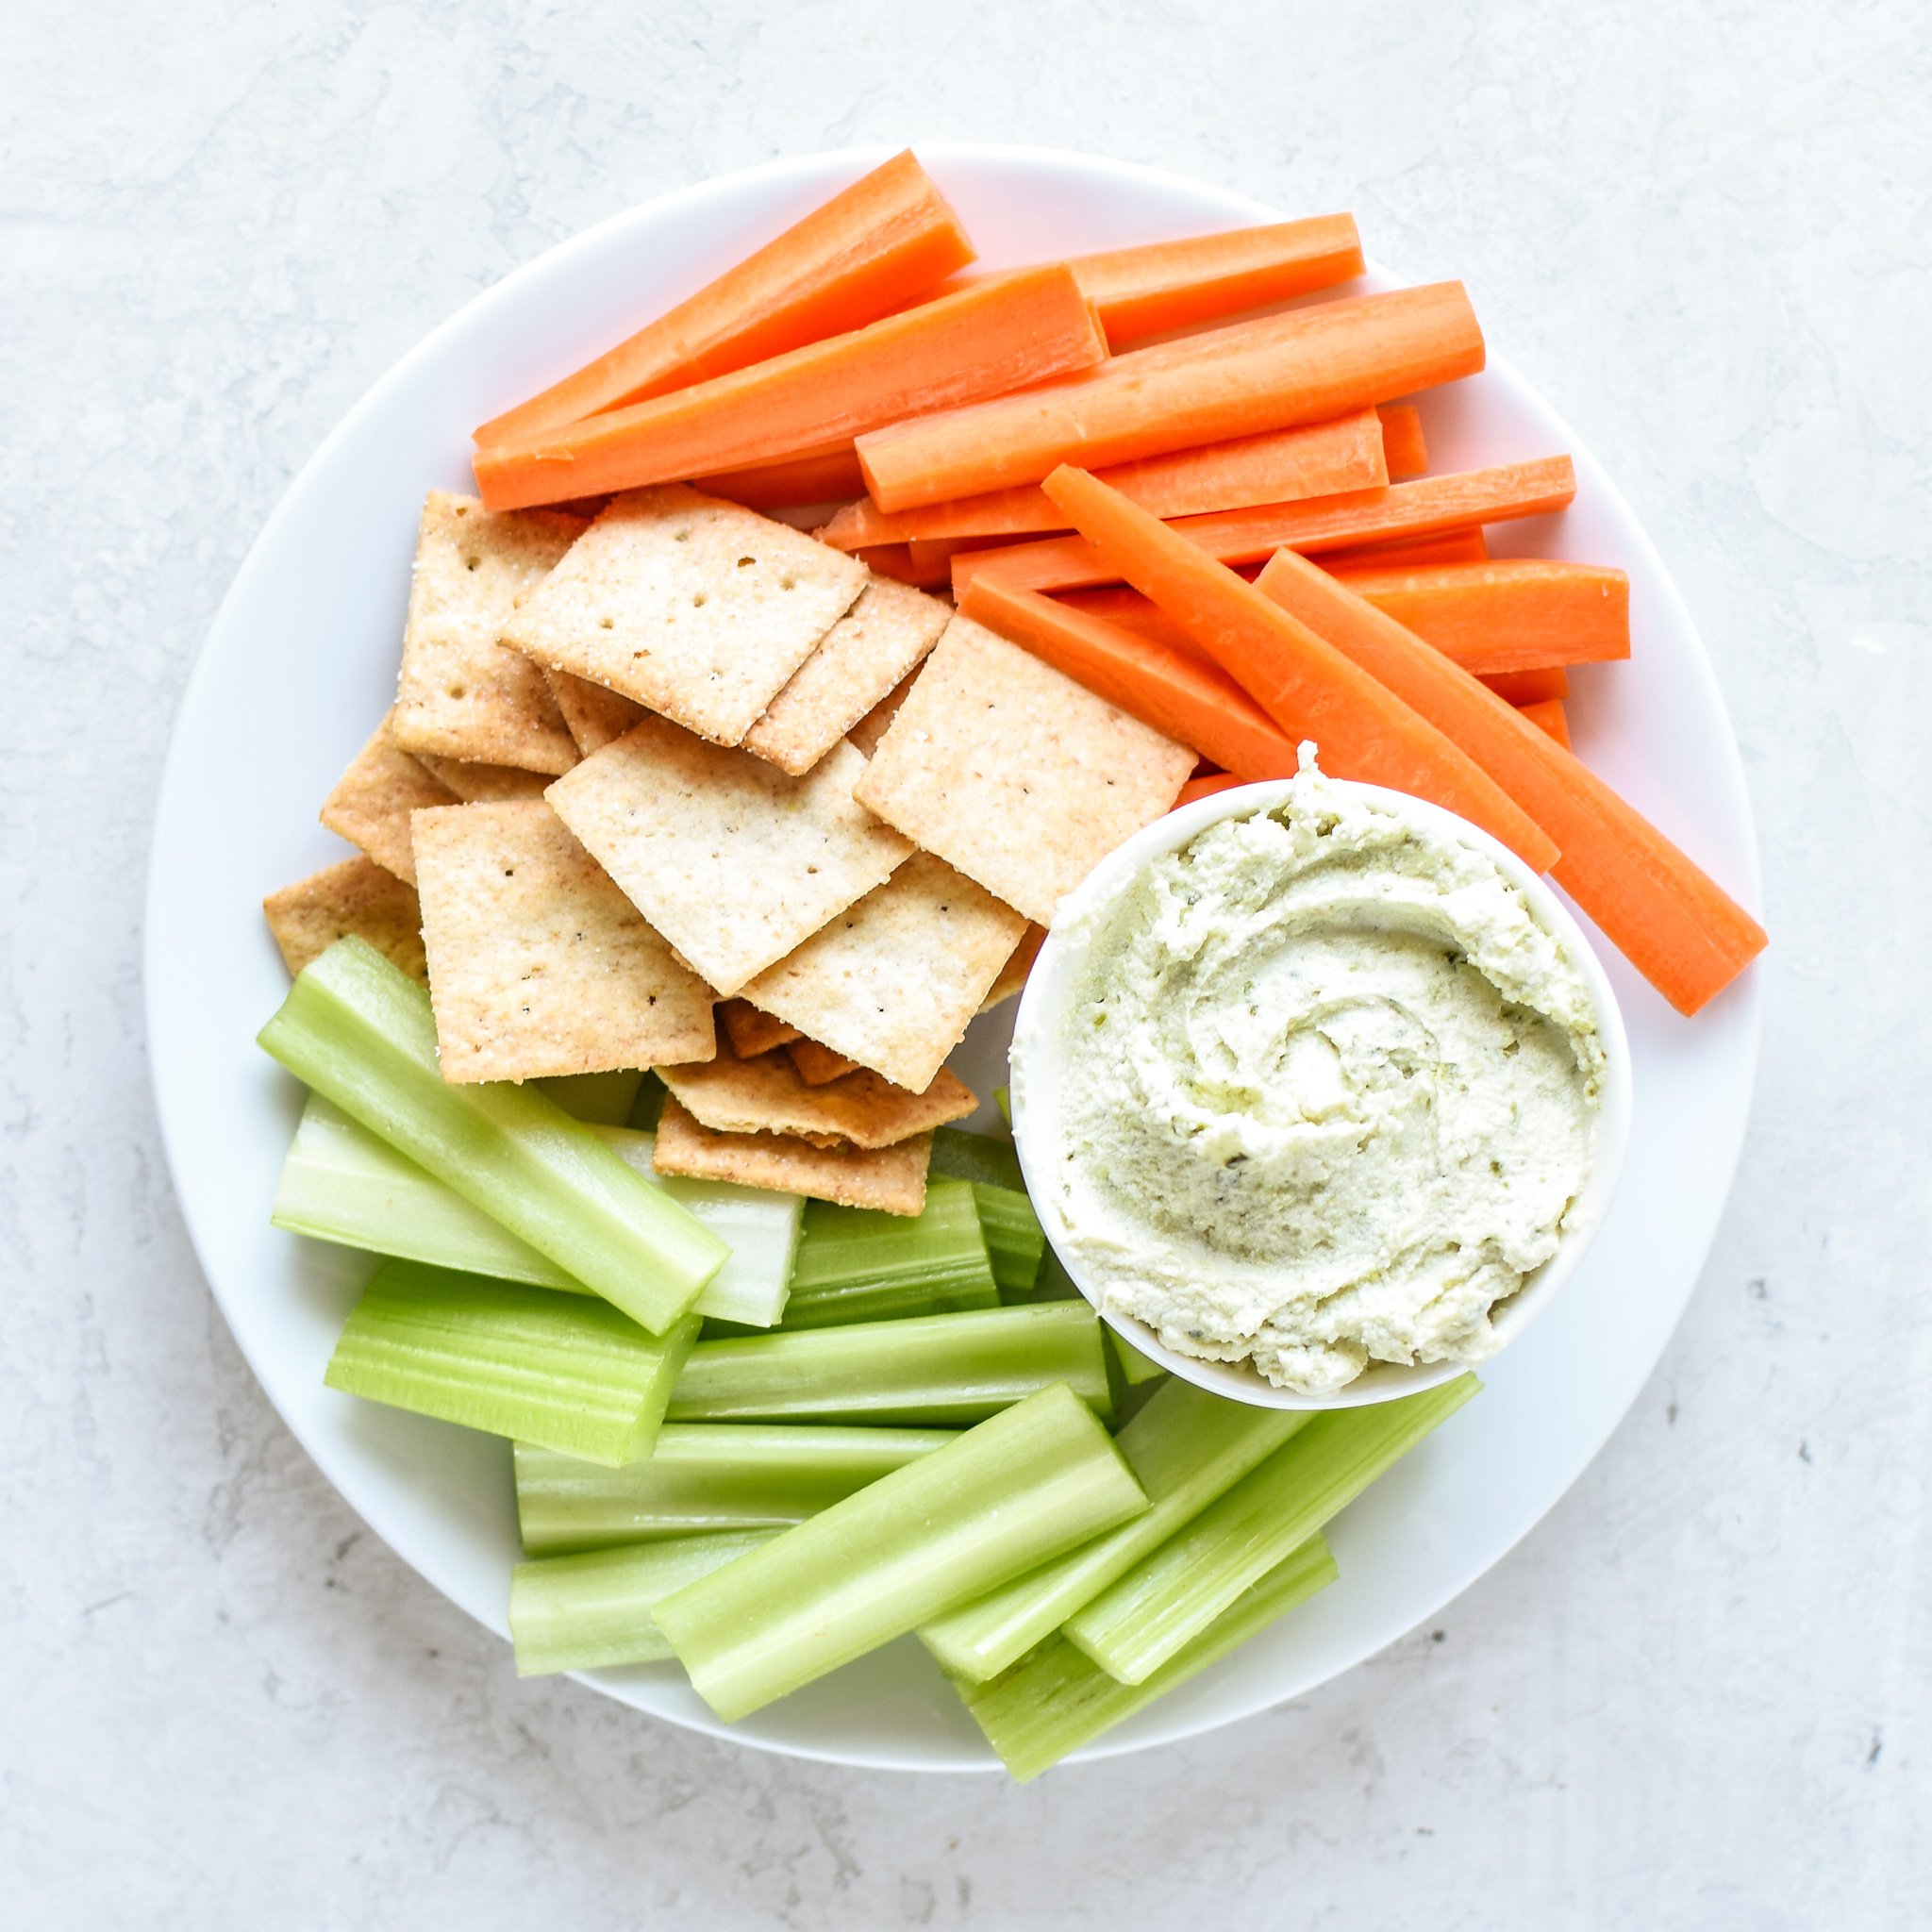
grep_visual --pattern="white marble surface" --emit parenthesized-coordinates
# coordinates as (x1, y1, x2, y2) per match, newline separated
(4, 2, 1927, 1923)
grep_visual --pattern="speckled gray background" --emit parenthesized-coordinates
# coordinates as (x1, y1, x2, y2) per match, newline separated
(5, 2, 1927, 1924)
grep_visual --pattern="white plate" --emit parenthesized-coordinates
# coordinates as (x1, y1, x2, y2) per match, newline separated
(145, 144, 1763, 1773)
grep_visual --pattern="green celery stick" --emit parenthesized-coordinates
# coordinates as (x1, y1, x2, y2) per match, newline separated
(780, 1181, 998, 1328)
(654, 1384, 1148, 1721)
(1030, 1247, 1083, 1303)
(509, 1529, 781, 1674)
(627, 1072, 668, 1132)
(273, 1096, 800, 1327)
(994, 1085, 1012, 1128)
(514, 1426, 957, 1554)
(666, 1302, 1113, 1426)
(1106, 1324, 1168, 1386)
(537, 1067, 647, 1126)
(953, 1533, 1338, 1781)
(928, 1125, 1025, 1192)
(919, 1379, 1307, 1681)
(1066, 1374, 1479, 1683)
(325, 1259, 698, 1465)
(258, 938, 727, 1333)
(970, 1184, 1045, 1298)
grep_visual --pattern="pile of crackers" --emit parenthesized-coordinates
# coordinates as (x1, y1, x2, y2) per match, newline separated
(264, 485, 1197, 1214)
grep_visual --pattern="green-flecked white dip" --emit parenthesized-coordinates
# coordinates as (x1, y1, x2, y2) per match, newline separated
(1041, 749, 1605, 1396)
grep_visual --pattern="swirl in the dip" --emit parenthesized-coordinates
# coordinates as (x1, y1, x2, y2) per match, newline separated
(1040, 751, 1603, 1394)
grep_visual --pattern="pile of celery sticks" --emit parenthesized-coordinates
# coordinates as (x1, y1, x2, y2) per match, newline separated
(259, 937, 1475, 1780)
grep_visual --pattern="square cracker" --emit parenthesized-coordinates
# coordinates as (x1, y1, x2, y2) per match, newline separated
(980, 924, 1046, 1012)
(652, 1097, 929, 1216)
(741, 577, 952, 776)
(262, 856, 425, 982)
(320, 708, 458, 884)
(718, 998, 800, 1059)
(544, 715, 912, 997)
(543, 668, 647, 757)
(738, 851, 1027, 1092)
(787, 1039, 858, 1085)
(413, 754, 558, 802)
(411, 799, 715, 1084)
(852, 615, 1197, 925)
(391, 491, 586, 774)
(500, 486, 869, 745)
(658, 1043, 974, 1150)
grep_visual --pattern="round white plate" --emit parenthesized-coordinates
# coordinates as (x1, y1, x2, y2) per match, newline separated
(146, 144, 1762, 1773)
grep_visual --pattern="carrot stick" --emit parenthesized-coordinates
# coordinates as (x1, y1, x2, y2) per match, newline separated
(857, 282, 1485, 512)
(822, 408, 1387, 550)
(1037, 466, 1558, 870)
(858, 543, 951, 589)
(957, 576, 1300, 782)
(1174, 772, 1246, 808)
(1249, 546, 1764, 1013)
(475, 153, 975, 447)
(1323, 528, 1490, 568)
(1055, 587, 1200, 652)
(1325, 559, 1630, 675)
(1517, 699, 1571, 748)
(1481, 666, 1570, 705)
(1376, 404, 1428, 480)
(475, 265, 1107, 512)
(953, 458, 1576, 597)
(698, 445, 867, 511)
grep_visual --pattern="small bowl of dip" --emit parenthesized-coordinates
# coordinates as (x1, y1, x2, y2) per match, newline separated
(1009, 750, 1633, 1410)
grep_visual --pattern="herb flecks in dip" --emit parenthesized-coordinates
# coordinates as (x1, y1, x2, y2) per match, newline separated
(1043, 752, 1604, 1394)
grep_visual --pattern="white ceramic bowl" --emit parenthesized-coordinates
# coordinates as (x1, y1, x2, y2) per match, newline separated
(1011, 777, 1635, 1409)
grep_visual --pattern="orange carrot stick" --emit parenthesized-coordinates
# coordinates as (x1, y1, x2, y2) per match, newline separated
(1325, 559, 1630, 675)
(1038, 466, 1558, 871)
(957, 576, 1300, 782)
(1517, 699, 1571, 748)
(1055, 587, 1200, 652)
(1323, 528, 1490, 568)
(475, 153, 975, 447)
(1249, 546, 1764, 1013)
(1481, 666, 1570, 705)
(698, 445, 867, 511)
(953, 458, 1576, 597)
(822, 408, 1387, 550)
(475, 266, 1108, 512)
(857, 282, 1485, 512)
(1376, 404, 1428, 480)
(1174, 772, 1246, 808)
(857, 543, 951, 589)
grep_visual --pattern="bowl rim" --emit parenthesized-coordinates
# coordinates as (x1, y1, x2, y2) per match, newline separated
(1009, 769, 1636, 1410)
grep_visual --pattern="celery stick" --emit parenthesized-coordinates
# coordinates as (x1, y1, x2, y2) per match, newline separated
(953, 1533, 1338, 1781)
(1030, 1247, 1083, 1303)
(1107, 1325, 1168, 1386)
(919, 1379, 1307, 1682)
(1066, 1374, 1479, 1683)
(514, 1426, 957, 1554)
(325, 1260, 698, 1465)
(258, 939, 726, 1333)
(929, 1125, 1025, 1192)
(509, 1529, 780, 1674)
(627, 1072, 668, 1132)
(994, 1085, 1012, 1127)
(272, 1095, 800, 1327)
(779, 1181, 997, 1328)
(666, 1302, 1113, 1426)
(970, 1185, 1045, 1297)
(537, 1067, 646, 1126)
(654, 1384, 1148, 1720)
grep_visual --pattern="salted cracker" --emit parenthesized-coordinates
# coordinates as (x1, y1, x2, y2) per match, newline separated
(262, 856, 425, 982)
(411, 799, 715, 1084)
(741, 577, 952, 776)
(717, 998, 801, 1059)
(500, 486, 868, 744)
(737, 851, 1027, 1093)
(652, 1097, 930, 1216)
(980, 924, 1046, 1012)
(544, 715, 912, 997)
(319, 708, 458, 884)
(786, 1039, 859, 1085)
(542, 668, 647, 757)
(658, 1044, 974, 1150)
(412, 754, 557, 802)
(391, 491, 586, 774)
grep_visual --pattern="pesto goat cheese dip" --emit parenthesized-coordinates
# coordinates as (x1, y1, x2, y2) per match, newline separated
(1040, 752, 1604, 1395)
